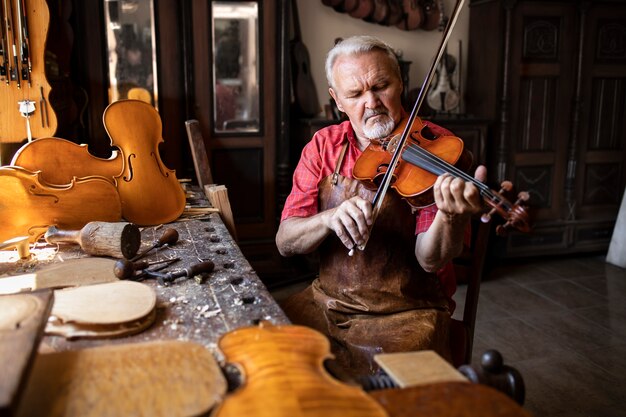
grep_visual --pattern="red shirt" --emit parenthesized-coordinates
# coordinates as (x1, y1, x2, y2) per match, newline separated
(281, 118, 453, 234)
(281, 118, 462, 306)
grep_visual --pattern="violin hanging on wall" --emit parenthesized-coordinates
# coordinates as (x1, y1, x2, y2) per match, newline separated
(426, 0, 460, 113)
(0, 0, 57, 143)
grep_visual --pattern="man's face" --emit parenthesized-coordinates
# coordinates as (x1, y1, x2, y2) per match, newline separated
(329, 50, 403, 146)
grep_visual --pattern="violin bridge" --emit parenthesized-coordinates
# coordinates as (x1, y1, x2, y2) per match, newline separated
(18, 100, 36, 142)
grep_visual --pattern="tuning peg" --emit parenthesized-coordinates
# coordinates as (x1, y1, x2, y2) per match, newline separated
(499, 181, 513, 193)
(516, 191, 530, 204)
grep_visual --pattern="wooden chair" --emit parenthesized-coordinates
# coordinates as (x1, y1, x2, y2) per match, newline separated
(449, 218, 492, 367)
(185, 119, 237, 241)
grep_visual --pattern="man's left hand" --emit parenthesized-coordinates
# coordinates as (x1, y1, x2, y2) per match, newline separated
(433, 165, 487, 217)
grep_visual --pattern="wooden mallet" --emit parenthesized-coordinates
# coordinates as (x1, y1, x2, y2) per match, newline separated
(45, 222, 141, 259)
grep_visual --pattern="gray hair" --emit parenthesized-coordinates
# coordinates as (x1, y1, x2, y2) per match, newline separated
(325, 35, 401, 89)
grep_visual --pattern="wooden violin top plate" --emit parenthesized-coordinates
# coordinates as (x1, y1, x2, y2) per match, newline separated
(16, 340, 227, 417)
(50, 281, 156, 325)
(45, 308, 156, 340)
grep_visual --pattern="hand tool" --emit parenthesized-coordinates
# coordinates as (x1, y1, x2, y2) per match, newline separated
(131, 227, 179, 261)
(113, 257, 180, 280)
(144, 261, 214, 286)
(44, 221, 140, 259)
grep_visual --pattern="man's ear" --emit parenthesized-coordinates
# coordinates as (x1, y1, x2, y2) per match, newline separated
(329, 88, 344, 112)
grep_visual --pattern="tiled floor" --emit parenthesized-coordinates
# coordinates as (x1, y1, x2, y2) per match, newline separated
(271, 254, 626, 416)
(455, 254, 626, 417)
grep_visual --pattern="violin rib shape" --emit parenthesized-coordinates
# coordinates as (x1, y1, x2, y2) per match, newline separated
(103, 99, 186, 225)
(0, 167, 122, 243)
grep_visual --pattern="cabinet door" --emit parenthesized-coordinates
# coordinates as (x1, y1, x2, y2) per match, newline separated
(191, 0, 278, 240)
(575, 4, 626, 222)
(507, 2, 578, 222)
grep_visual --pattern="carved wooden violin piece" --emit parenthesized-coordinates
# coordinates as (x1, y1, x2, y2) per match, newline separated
(0, 0, 57, 142)
(103, 99, 186, 225)
(212, 322, 388, 417)
(11, 136, 123, 185)
(0, 166, 121, 243)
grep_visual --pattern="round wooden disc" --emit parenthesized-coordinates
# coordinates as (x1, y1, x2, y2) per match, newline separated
(51, 281, 156, 325)
(46, 308, 157, 340)
(0, 294, 40, 331)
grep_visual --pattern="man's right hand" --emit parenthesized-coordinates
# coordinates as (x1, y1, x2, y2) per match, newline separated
(321, 196, 373, 250)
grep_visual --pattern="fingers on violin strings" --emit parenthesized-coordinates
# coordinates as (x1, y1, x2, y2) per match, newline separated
(438, 174, 460, 209)
(474, 165, 488, 183)
(464, 182, 483, 211)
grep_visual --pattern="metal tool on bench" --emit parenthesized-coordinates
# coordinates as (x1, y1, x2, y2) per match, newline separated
(143, 261, 215, 286)
(113, 257, 181, 280)
(131, 228, 179, 261)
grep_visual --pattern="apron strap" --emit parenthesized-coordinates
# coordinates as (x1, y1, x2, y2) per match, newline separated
(331, 135, 349, 186)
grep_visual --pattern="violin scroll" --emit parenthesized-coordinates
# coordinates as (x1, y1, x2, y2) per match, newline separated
(480, 181, 531, 236)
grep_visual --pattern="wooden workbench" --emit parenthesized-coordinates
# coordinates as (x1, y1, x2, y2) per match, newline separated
(2, 188, 289, 360)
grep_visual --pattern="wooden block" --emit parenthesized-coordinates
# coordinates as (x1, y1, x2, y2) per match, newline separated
(204, 184, 237, 241)
(0, 290, 54, 417)
(0, 258, 119, 295)
(15, 340, 227, 417)
(185, 119, 214, 187)
(374, 350, 468, 388)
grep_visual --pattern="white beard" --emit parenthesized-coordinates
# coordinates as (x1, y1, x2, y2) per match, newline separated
(363, 114, 395, 139)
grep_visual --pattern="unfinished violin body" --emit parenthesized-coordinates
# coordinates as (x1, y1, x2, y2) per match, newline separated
(0, 166, 121, 243)
(212, 322, 387, 417)
(0, 0, 57, 142)
(10, 137, 123, 185)
(103, 99, 186, 225)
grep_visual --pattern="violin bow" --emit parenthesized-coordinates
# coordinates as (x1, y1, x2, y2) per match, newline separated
(17, 0, 31, 84)
(352, 0, 466, 254)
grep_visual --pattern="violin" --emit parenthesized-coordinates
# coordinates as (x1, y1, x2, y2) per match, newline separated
(353, 0, 530, 250)
(426, 0, 460, 113)
(419, 0, 442, 31)
(10, 136, 123, 185)
(212, 322, 387, 417)
(0, 0, 57, 142)
(353, 116, 471, 208)
(0, 166, 121, 243)
(103, 99, 186, 226)
(353, 116, 531, 235)
(396, 0, 424, 31)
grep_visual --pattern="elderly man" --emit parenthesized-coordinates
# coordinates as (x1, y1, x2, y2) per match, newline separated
(276, 35, 486, 376)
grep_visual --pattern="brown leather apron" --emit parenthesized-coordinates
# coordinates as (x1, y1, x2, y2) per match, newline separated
(281, 141, 451, 376)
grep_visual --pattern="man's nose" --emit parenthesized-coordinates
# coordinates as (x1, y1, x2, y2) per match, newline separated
(363, 90, 381, 107)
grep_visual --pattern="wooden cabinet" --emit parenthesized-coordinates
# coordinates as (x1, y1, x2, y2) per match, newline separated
(467, 0, 626, 257)
(67, 0, 292, 286)
(428, 117, 490, 167)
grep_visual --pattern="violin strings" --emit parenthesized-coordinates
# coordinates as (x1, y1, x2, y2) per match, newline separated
(402, 143, 512, 209)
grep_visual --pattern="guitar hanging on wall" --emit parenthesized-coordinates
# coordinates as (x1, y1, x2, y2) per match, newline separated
(0, 0, 56, 143)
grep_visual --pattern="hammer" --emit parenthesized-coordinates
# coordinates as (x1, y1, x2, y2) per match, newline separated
(44, 222, 141, 259)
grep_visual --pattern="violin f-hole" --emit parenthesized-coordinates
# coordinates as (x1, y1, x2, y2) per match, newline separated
(123, 154, 136, 182)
